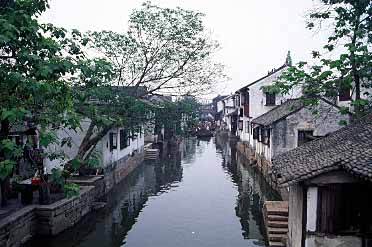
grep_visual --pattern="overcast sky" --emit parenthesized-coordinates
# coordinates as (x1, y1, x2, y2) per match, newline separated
(41, 0, 326, 98)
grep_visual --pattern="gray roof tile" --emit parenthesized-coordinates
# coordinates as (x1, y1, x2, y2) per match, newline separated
(251, 99, 304, 127)
(272, 114, 372, 185)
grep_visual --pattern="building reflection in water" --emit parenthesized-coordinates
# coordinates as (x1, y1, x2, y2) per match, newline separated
(26, 137, 279, 247)
(25, 141, 189, 247)
(215, 135, 280, 242)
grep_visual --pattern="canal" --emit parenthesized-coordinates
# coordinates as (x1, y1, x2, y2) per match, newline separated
(26, 136, 280, 247)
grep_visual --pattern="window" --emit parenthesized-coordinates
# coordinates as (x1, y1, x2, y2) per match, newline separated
(298, 130, 314, 146)
(265, 93, 276, 106)
(339, 87, 351, 101)
(244, 104, 250, 117)
(235, 95, 240, 107)
(244, 91, 249, 105)
(240, 91, 249, 105)
(258, 128, 262, 142)
(245, 121, 249, 133)
(316, 184, 372, 235)
(119, 129, 129, 150)
(139, 127, 142, 138)
(109, 132, 118, 151)
(253, 127, 259, 140)
(262, 128, 270, 146)
(239, 108, 243, 117)
(238, 120, 243, 130)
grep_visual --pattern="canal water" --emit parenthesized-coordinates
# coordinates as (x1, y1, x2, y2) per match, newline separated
(26, 136, 280, 247)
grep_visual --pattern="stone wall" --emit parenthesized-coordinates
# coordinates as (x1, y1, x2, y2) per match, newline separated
(34, 186, 95, 236)
(0, 150, 144, 247)
(104, 148, 144, 192)
(0, 206, 35, 247)
(236, 141, 289, 200)
(0, 186, 95, 247)
(305, 234, 362, 247)
(272, 102, 348, 158)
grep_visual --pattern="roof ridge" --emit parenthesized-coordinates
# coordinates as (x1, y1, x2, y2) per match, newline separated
(237, 63, 288, 92)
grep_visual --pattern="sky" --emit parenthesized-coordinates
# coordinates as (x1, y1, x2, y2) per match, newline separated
(41, 0, 327, 98)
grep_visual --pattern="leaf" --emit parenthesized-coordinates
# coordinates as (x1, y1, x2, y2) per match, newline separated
(0, 160, 15, 180)
(71, 159, 82, 171)
(39, 131, 58, 148)
(64, 183, 80, 198)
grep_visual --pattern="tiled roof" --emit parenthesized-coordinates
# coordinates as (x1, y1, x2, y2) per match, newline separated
(251, 99, 304, 127)
(272, 114, 372, 186)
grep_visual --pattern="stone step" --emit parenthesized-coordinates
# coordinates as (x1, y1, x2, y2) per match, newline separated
(269, 241, 286, 247)
(268, 215, 288, 222)
(145, 157, 158, 160)
(268, 227, 288, 234)
(268, 221, 288, 228)
(269, 233, 287, 242)
(267, 210, 288, 217)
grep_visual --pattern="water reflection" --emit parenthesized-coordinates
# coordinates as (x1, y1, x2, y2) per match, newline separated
(215, 135, 280, 244)
(27, 137, 279, 247)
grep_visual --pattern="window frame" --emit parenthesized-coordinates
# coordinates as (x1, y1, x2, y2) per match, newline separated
(119, 129, 130, 150)
(262, 128, 270, 146)
(238, 120, 243, 130)
(245, 121, 249, 133)
(339, 87, 351, 102)
(109, 132, 118, 151)
(265, 92, 276, 106)
(298, 130, 314, 146)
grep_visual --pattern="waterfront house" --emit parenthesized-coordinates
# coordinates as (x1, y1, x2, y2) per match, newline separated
(272, 114, 372, 247)
(214, 95, 228, 128)
(220, 95, 238, 136)
(45, 120, 145, 174)
(234, 62, 301, 145)
(250, 98, 348, 177)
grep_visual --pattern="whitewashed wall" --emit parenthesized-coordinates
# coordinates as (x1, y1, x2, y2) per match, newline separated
(102, 127, 144, 167)
(44, 120, 144, 173)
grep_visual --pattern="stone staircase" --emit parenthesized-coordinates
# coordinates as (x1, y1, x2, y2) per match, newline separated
(263, 201, 289, 247)
(144, 148, 159, 160)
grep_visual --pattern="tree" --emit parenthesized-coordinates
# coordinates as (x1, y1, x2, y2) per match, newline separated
(0, 0, 89, 204)
(266, 0, 372, 120)
(71, 2, 225, 163)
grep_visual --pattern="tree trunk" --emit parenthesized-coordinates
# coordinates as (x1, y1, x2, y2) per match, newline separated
(67, 123, 112, 172)
(350, 9, 362, 120)
(0, 179, 8, 207)
(0, 119, 10, 206)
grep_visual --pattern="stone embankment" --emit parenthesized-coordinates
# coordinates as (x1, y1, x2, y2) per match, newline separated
(0, 150, 144, 247)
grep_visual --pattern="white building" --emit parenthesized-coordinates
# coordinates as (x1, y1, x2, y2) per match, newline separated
(45, 120, 144, 173)
(235, 64, 301, 146)
(220, 95, 237, 135)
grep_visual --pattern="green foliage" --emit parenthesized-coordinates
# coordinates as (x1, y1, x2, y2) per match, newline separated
(0, 0, 91, 180)
(0, 160, 15, 180)
(267, 0, 372, 120)
(64, 183, 80, 198)
(50, 168, 64, 188)
(0, 139, 23, 179)
(88, 1, 224, 97)
(71, 2, 224, 163)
